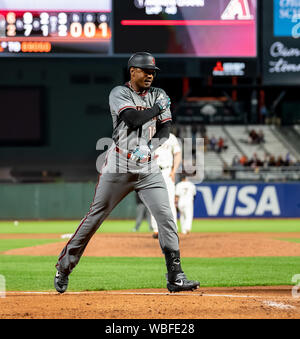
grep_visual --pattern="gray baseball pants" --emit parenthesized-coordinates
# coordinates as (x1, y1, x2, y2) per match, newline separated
(56, 172, 179, 275)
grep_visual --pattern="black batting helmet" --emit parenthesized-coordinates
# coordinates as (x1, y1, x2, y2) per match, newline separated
(128, 52, 160, 71)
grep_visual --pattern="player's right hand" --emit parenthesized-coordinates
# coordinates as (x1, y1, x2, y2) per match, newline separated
(130, 145, 151, 163)
(156, 94, 171, 112)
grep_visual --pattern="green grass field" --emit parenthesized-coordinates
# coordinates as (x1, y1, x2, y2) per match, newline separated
(1, 218, 300, 234)
(0, 219, 299, 291)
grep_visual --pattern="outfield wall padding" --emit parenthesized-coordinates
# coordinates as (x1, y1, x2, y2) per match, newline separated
(0, 182, 136, 220)
(1, 182, 300, 220)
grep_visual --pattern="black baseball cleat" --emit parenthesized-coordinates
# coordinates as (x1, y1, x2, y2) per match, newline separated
(54, 270, 69, 294)
(167, 273, 200, 293)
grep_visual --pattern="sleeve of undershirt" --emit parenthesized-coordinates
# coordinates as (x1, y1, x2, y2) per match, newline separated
(148, 120, 172, 151)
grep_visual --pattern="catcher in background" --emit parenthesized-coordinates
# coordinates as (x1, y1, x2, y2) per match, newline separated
(175, 174, 197, 235)
(151, 132, 182, 239)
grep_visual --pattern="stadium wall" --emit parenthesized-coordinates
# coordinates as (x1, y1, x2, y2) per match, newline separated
(1, 182, 300, 220)
(0, 182, 136, 220)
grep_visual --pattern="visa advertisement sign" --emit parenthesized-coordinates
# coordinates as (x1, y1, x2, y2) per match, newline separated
(194, 183, 300, 218)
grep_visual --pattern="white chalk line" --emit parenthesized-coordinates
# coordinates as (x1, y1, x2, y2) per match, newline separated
(262, 301, 296, 310)
(3, 291, 296, 301)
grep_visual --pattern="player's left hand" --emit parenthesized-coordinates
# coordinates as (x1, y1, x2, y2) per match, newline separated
(156, 94, 171, 112)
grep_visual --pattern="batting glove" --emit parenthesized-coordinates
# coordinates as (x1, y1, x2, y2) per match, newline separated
(130, 145, 152, 163)
(156, 94, 171, 112)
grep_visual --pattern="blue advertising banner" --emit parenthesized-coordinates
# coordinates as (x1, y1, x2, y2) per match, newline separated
(194, 183, 300, 218)
(263, 1, 300, 85)
(274, 0, 300, 37)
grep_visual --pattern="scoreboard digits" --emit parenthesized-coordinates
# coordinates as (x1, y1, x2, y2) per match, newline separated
(0, 10, 111, 54)
(1, 11, 110, 38)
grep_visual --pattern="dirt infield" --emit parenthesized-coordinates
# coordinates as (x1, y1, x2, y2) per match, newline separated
(1, 232, 300, 319)
(1, 287, 300, 319)
(3, 232, 300, 257)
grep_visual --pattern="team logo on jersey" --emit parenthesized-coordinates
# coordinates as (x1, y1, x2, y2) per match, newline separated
(221, 0, 253, 20)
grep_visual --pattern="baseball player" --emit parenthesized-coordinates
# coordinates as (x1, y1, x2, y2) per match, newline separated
(54, 52, 200, 293)
(151, 133, 182, 239)
(175, 175, 197, 235)
(132, 192, 152, 232)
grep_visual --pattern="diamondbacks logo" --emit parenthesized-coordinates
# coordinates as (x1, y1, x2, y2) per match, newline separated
(221, 0, 253, 20)
(152, 57, 155, 65)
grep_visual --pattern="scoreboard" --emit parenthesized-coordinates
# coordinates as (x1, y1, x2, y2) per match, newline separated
(0, 11, 111, 54)
(114, 0, 257, 57)
(0, 0, 111, 55)
(0, 0, 257, 57)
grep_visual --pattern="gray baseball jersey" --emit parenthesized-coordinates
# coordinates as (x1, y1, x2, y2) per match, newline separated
(101, 82, 172, 174)
(110, 82, 172, 147)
